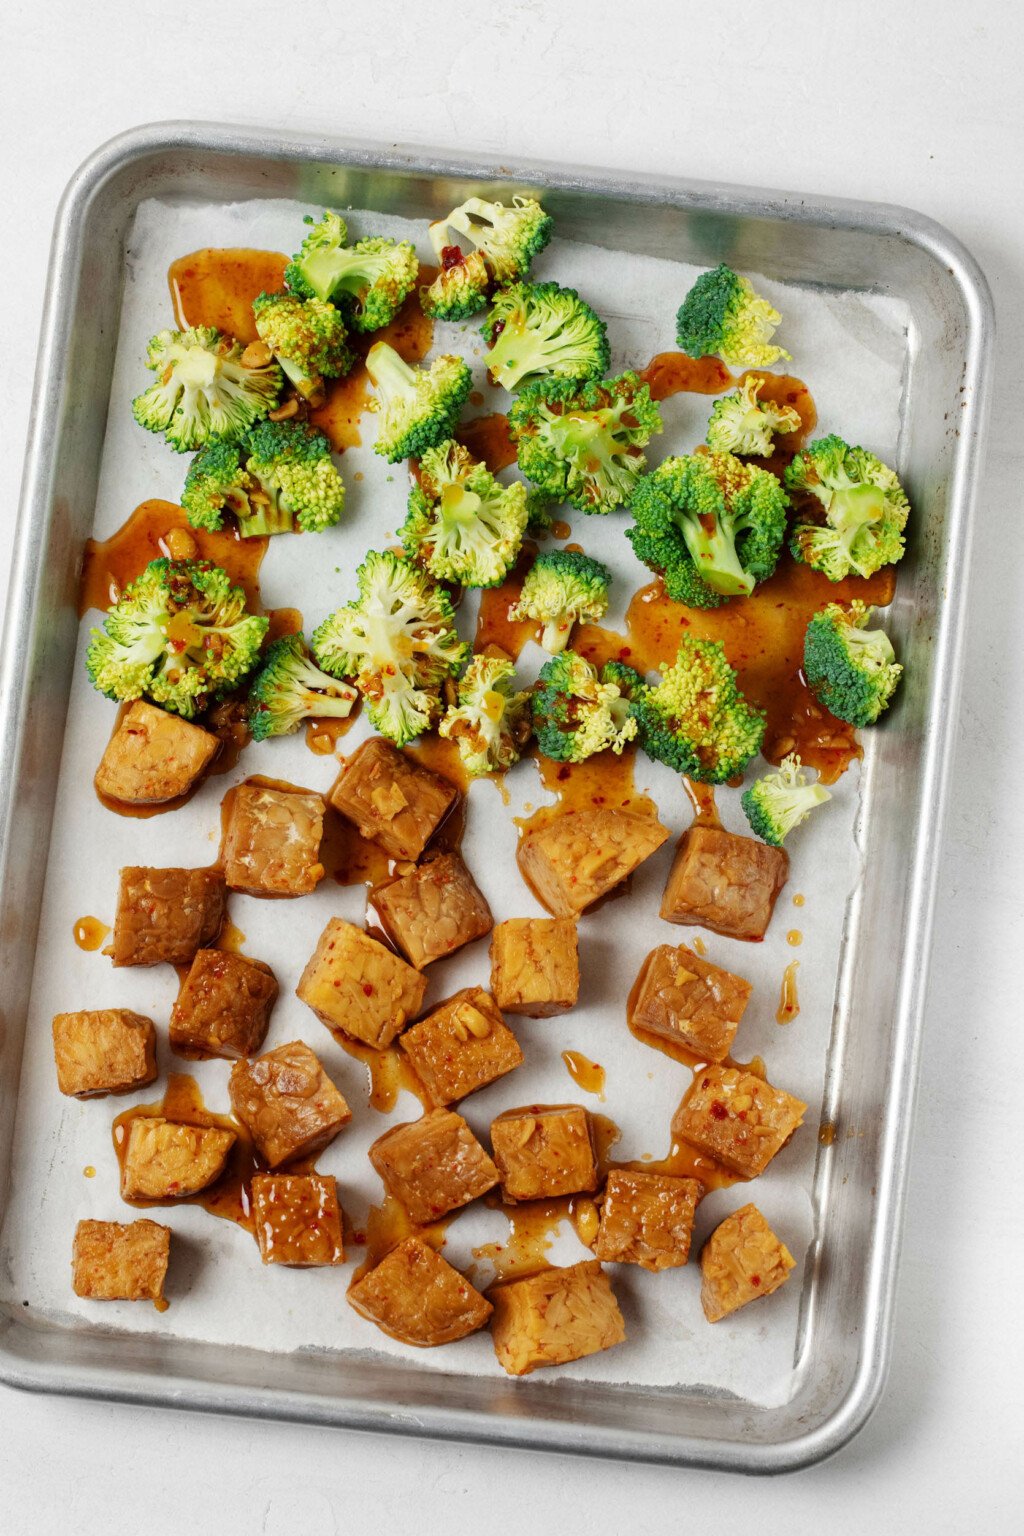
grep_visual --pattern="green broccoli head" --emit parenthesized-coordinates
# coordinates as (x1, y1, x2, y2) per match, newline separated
(438, 653, 532, 775)
(705, 374, 802, 457)
(803, 601, 903, 726)
(284, 211, 418, 331)
(252, 290, 354, 400)
(786, 435, 909, 581)
(85, 558, 268, 719)
(508, 548, 611, 652)
(482, 282, 610, 392)
(444, 195, 553, 285)
(420, 247, 491, 322)
(181, 421, 345, 537)
(509, 373, 662, 515)
(632, 634, 765, 783)
(132, 327, 282, 453)
(600, 659, 646, 699)
(365, 342, 473, 462)
(676, 264, 790, 369)
(741, 753, 832, 846)
(532, 650, 638, 763)
(400, 439, 528, 587)
(248, 632, 358, 741)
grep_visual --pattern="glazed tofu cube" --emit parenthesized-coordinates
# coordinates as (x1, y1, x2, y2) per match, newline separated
(700, 1203, 796, 1322)
(170, 949, 278, 1060)
(672, 1066, 807, 1178)
(94, 701, 219, 806)
(370, 852, 492, 969)
(52, 1009, 157, 1099)
(489, 917, 579, 1018)
(399, 987, 523, 1105)
(296, 919, 426, 1048)
(368, 1108, 499, 1224)
(72, 1218, 170, 1303)
(628, 944, 751, 1062)
(110, 866, 226, 967)
(120, 1117, 235, 1200)
(660, 826, 789, 941)
(517, 808, 669, 917)
(490, 1104, 597, 1202)
(251, 1173, 345, 1267)
(330, 737, 458, 860)
(594, 1169, 703, 1271)
(221, 783, 325, 897)
(347, 1236, 492, 1346)
(229, 1040, 352, 1168)
(489, 1260, 625, 1376)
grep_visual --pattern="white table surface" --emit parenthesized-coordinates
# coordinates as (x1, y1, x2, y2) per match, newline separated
(2, 3, 1020, 1530)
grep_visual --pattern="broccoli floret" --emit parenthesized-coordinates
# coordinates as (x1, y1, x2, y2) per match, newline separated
(741, 754, 832, 846)
(420, 246, 492, 322)
(786, 435, 909, 581)
(252, 290, 353, 400)
(182, 421, 345, 537)
(525, 489, 558, 535)
(401, 439, 528, 587)
(284, 211, 418, 331)
(600, 659, 646, 699)
(131, 327, 282, 453)
(632, 634, 765, 783)
(312, 550, 468, 746)
(676, 264, 790, 369)
(508, 549, 611, 652)
(627, 451, 788, 607)
(532, 651, 638, 763)
(247, 633, 357, 741)
(803, 601, 903, 726)
(481, 283, 609, 392)
(365, 342, 473, 462)
(438, 653, 532, 774)
(706, 374, 802, 457)
(509, 373, 662, 515)
(85, 558, 268, 719)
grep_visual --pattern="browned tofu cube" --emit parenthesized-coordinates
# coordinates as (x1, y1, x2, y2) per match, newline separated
(221, 783, 325, 897)
(297, 919, 426, 1048)
(229, 1040, 352, 1168)
(489, 917, 579, 1018)
(489, 1260, 625, 1376)
(400, 987, 523, 1106)
(628, 944, 751, 1062)
(370, 852, 492, 969)
(330, 737, 459, 860)
(594, 1169, 703, 1271)
(368, 1108, 499, 1224)
(660, 826, 789, 941)
(52, 1009, 157, 1099)
(672, 1066, 807, 1178)
(72, 1218, 170, 1302)
(517, 808, 669, 917)
(347, 1236, 492, 1346)
(491, 1104, 597, 1202)
(120, 1117, 235, 1200)
(251, 1173, 345, 1266)
(700, 1203, 796, 1322)
(170, 949, 278, 1060)
(94, 701, 219, 806)
(109, 866, 226, 967)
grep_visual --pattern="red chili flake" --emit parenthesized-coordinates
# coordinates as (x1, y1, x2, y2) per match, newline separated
(751, 1275, 761, 1286)
(440, 244, 465, 271)
(709, 1101, 728, 1121)
(702, 1077, 711, 1090)
(362, 983, 374, 997)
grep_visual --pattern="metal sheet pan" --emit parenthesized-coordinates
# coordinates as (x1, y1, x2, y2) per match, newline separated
(0, 121, 993, 1472)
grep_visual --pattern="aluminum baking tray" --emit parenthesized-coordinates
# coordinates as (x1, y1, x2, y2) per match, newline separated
(0, 121, 992, 1471)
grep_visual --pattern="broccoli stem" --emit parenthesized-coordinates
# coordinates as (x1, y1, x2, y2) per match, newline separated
(678, 516, 756, 597)
(366, 342, 416, 404)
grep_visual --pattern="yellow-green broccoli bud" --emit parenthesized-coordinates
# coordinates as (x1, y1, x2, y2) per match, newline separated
(248, 633, 357, 741)
(676, 264, 790, 369)
(786, 435, 909, 581)
(705, 374, 801, 457)
(439, 653, 532, 774)
(420, 246, 491, 322)
(632, 634, 765, 783)
(741, 754, 831, 845)
(131, 326, 282, 452)
(366, 342, 473, 462)
(252, 290, 353, 400)
(509, 373, 662, 515)
(181, 421, 344, 538)
(401, 439, 528, 587)
(508, 549, 611, 653)
(482, 283, 609, 392)
(803, 601, 903, 726)
(533, 650, 638, 763)
(430, 194, 552, 286)
(284, 211, 418, 332)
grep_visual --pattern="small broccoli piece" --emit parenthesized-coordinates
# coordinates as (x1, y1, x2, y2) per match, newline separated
(525, 489, 558, 535)
(438, 653, 532, 775)
(509, 373, 661, 515)
(600, 659, 646, 699)
(284, 211, 418, 331)
(508, 549, 611, 652)
(705, 374, 801, 457)
(401, 439, 528, 587)
(741, 754, 832, 846)
(420, 246, 492, 322)
(312, 550, 468, 746)
(786, 435, 909, 581)
(247, 633, 357, 741)
(676, 264, 790, 369)
(85, 559, 268, 719)
(365, 341, 473, 462)
(445, 195, 553, 284)
(181, 421, 345, 537)
(132, 327, 282, 453)
(533, 651, 638, 763)
(481, 283, 609, 392)
(803, 601, 903, 726)
(252, 291, 353, 400)
(632, 634, 765, 783)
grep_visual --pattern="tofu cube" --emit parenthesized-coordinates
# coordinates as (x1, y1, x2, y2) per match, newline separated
(489, 1260, 625, 1376)
(170, 949, 278, 1060)
(72, 1218, 170, 1303)
(94, 700, 219, 806)
(52, 1009, 157, 1099)
(660, 826, 789, 941)
(347, 1236, 492, 1346)
(296, 919, 426, 1048)
(229, 1040, 352, 1168)
(120, 1117, 235, 1200)
(490, 1104, 597, 1202)
(594, 1169, 703, 1271)
(628, 944, 751, 1062)
(370, 852, 492, 969)
(700, 1203, 796, 1322)
(517, 808, 669, 917)
(221, 783, 325, 897)
(489, 917, 579, 1018)
(330, 737, 459, 860)
(110, 866, 226, 967)
(368, 1108, 499, 1224)
(399, 987, 523, 1105)
(672, 1066, 807, 1178)
(251, 1173, 345, 1267)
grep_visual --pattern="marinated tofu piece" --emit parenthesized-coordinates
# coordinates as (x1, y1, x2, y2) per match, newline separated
(489, 917, 580, 1018)
(52, 1009, 157, 1099)
(297, 919, 426, 1048)
(120, 1117, 235, 1201)
(347, 1236, 492, 1347)
(110, 866, 226, 967)
(371, 852, 493, 970)
(72, 1218, 170, 1303)
(594, 1169, 703, 1271)
(330, 736, 458, 860)
(94, 700, 219, 806)
(672, 1066, 807, 1178)
(400, 987, 523, 1106)
(170, 949, 278, 1060)
(229, 1040, 351, 1168)
(628, 944, 751, 1062)
(517, 808, 670, 917)
(489, 1260, 625, 1377)
(660, 825, 789, 941)
(221, 783, 325, 897)
(491, 1104, 597, 1203)
(369, 1108, 499, 1224)
(251, 1173, 345, 1267)
(700, 1203, 796, 1322)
